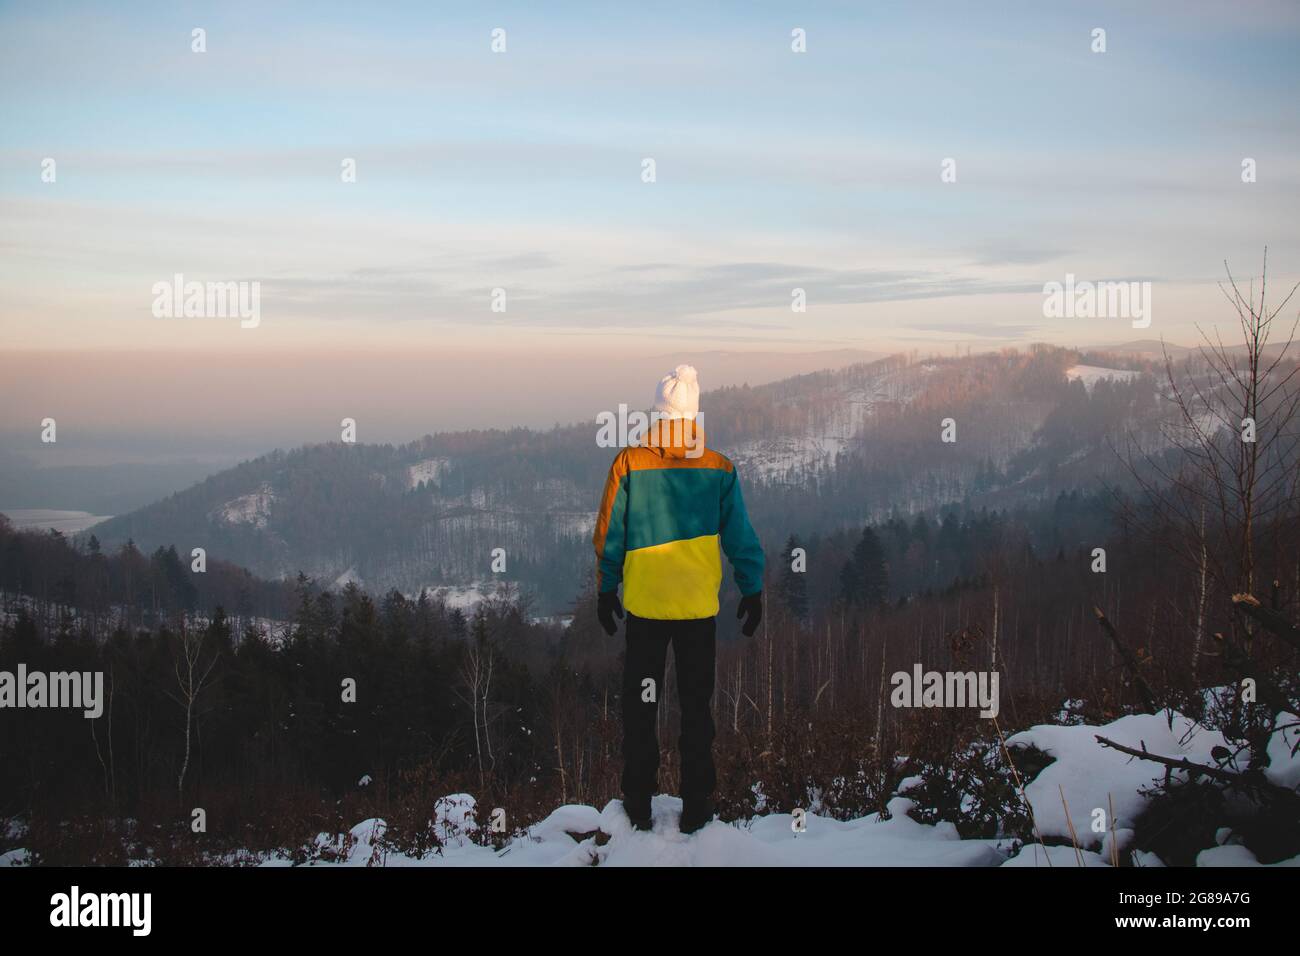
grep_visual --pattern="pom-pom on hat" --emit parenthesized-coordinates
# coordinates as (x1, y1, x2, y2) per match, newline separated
(652, 364, 700, 421)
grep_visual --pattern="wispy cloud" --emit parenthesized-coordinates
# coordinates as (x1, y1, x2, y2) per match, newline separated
(2, 1, 1298, 354)
(250, 260, 1043, 328)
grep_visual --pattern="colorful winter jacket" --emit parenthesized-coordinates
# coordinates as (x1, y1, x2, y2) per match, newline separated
(592, 418, 764, 620)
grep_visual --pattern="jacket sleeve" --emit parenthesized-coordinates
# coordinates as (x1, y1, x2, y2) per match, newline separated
(592, 452, 629, 593)
(719, 462, 764, 596)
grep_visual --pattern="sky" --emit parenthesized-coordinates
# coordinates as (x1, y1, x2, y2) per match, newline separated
(2, 0, 1299, 452)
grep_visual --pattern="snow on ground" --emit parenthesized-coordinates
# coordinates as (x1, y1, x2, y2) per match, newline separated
(2, 509, 113, 533)
(529, 614, 574, 628)
(0, 817, 29, 866)
(1065, 365, 1141, 390)
(1002, 843, 1110, 867)
(549, 511, 596, 539)
(1266, 712, 1300, 790)
(730, 364, 925, 484)
(333, 566, 364, 590)
(210, 483, 274, 529)
(1005, 711, 1228, 849)
(0, 590, 290, 640)
(272, 795, 1009, 868)
(6, 710, 1296, 867)
(294, 709, 1299, 868)
(420, 581, 516, 613)
(732, 434, 850, 482)
(1187, 410, 1227, 439)
(407, 457, 450, 490)
(1196, 844, 1300, 867)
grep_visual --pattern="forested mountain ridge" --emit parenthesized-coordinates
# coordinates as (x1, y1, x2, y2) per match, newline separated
(7, 334, 1298, 870)
(86, 347, 1163, 611)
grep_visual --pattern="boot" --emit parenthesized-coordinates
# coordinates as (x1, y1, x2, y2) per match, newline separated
(679, 797, 714, 834)
(624, 796, 653, 832)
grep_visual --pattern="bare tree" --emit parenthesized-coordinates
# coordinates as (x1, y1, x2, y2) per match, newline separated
(1120, 251, 1300, 598)
(167, 624, 218, 804)
(720, 658, 745, 733)
(1107, 252, 1300, 832)
(89, 663, 115, 805)
(452, 639, 495, 790)
(546, 665, 571, 804)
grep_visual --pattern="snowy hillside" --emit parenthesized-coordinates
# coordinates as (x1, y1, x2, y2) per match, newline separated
(210, 483, 275, 529)
(407, 457, 450, 490)
(86, 347, 1163, 609)
(729, 360, 924, 481)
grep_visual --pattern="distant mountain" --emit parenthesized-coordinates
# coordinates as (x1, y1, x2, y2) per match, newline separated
(3, 509, 112, 534)
(1086, 339, 1195, 359)
(1086, 338, 1294, 361)
(88, 347, 1165, 612)
(0, 451, 231, 516)
(644, 348, 886, 385)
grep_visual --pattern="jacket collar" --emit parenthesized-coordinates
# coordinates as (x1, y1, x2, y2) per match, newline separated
(640, 417, 706, 459)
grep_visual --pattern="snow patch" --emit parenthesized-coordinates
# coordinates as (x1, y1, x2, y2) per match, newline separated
(407, 458, 450, 490)
(211, 483, 274, 529)
(1006, 711, 1228, 850)
(1266, 712, 1300, 791)
(284, 794, 1009, 868)
(421, 581, 514, 613)
(333, 566, 364, 590)
(733, 434, 850, 482)
(1065, 365, 1140, 391)
(1002, 843, 1110, 867)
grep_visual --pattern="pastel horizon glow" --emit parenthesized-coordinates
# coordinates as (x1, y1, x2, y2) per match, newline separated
(2, 1, 1299, 426)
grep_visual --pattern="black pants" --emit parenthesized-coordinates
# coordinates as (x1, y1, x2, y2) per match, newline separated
(621, 613, 716, 816)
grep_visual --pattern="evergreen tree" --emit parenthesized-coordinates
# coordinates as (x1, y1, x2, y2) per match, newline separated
(777, 534, 809, 621)
(840, 526, 889, 608)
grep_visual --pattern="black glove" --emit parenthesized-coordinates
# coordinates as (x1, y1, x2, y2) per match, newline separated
(597, 590, 624, 636)
(737, 591, 763, 636)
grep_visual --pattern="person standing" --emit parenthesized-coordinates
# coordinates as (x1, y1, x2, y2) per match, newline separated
(592, 364, 765, 834)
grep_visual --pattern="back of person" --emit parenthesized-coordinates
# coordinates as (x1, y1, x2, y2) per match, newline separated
(594, 415, 762, 620)
(591, 364, 764, 835)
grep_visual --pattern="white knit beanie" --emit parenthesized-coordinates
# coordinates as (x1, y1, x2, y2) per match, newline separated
(653, 364, 700, 421)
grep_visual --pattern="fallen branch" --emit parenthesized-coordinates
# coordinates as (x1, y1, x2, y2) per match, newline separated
(1094, 735, 1238, 783)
